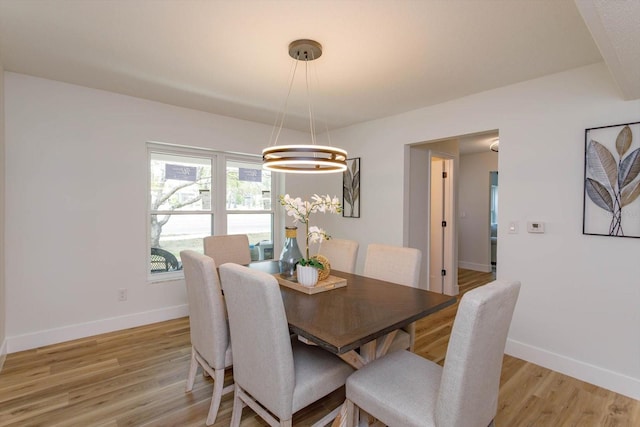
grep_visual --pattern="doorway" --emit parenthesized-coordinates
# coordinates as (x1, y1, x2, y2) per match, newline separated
(404, 129, 498, 296)
(404, 142, 458, 295)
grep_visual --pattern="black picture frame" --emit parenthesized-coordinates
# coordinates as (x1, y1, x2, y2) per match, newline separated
(343, 158, 360, 218)
(583, 121, 640, 238)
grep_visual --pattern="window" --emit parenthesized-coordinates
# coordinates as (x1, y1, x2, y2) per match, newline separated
(148, 144, 275, 278)
(226, 159, 275, 261)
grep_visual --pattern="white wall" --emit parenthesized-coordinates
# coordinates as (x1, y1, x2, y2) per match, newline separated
(0, 63, 6, 369)
(407, 146, 430, 287)
(287, 63, 640, 399)
(4, 72, 307, 352)
(458, 151, 498, 271)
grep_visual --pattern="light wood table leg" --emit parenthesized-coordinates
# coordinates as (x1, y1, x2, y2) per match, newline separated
(331, 334, 397, 427)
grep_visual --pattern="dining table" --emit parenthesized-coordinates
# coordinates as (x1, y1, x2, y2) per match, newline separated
(249, 260, 455, 362)
(249, 261, 456, 427)
(248, 260, 457, 425)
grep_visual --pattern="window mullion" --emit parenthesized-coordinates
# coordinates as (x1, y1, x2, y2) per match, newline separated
(215, 155, 227, 235)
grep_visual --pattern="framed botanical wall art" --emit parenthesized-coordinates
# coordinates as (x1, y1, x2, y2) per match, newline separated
(343, 157, 360, 218)
(583, 121, 640, 237)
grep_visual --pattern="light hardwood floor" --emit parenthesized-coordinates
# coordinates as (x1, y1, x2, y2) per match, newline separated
(1, 269, 638, 426)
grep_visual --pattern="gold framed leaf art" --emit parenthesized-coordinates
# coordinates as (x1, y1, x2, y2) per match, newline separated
(583, 121, 640, 237)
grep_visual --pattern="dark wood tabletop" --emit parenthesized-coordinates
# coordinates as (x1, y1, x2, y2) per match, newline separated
(248, 261, 456, 355)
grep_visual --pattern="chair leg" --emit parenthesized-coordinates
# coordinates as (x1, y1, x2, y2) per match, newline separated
(408, 322, 416, 352)
(185, 347, 198, 392)
(205, 368, 226, 425)
(345, 399, 358, 427)
(230, 385, 244, 427)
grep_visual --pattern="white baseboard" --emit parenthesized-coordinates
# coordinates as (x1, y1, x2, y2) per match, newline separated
(0, 339, 7, 372)
(458, 261, 492, 272)
(506, 338, 640, 401)
(6, 304, 189, 353)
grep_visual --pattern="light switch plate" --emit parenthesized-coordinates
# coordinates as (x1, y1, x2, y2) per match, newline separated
(508, 221, 518, 234)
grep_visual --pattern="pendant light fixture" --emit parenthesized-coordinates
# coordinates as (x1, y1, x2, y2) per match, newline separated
(262, 39, 348, 174)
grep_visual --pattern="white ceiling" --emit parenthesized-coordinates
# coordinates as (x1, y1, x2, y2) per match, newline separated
(458, 131, 500, 155)
(0, 0, 637, 135)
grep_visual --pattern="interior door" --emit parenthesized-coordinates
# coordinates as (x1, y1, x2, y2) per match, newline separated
(429, 158, 445, 292)
(429, 154, 456, 294)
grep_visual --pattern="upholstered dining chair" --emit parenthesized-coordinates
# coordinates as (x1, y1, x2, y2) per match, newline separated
(180, 250, 233, 426)
(219, 263, 354, 427)
(363, 243, 422, 352)
(345, 280, 521, 427)
(203, 234, 251, 266)
(318, 238, 359, 273)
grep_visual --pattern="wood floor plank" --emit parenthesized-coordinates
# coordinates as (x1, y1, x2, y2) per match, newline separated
(496, 362, 554, 425)
(0, 359, 121, 405)
(0, 393, 69, 425)
(0, 269, 638, 426)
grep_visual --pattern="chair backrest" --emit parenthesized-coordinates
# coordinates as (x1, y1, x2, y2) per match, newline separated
(180, 250, 229, 370)
(435, 280, 521, 427)
(203, 234, 251, 266)
(219, 263, 295, 419)
(363, 243, 421, 287)
(151, 247, 180, 272)
(318, 238, 359, 273)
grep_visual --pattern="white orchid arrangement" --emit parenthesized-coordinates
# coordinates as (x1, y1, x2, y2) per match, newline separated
(279, 194, 342, 268)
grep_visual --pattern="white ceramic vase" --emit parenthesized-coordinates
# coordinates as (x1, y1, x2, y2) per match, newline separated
(296, 265, 319, 287)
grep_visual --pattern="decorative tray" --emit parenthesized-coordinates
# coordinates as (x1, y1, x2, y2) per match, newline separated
(274, 274, 347, 294)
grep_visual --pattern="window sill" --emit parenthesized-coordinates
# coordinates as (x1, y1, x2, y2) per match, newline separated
(147, 271, 184, 284)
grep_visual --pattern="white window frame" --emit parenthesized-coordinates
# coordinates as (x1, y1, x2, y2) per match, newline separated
(147, 142, 277, 282)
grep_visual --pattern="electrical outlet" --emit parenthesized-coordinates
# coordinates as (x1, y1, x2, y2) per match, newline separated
(118, 288, 127, 302)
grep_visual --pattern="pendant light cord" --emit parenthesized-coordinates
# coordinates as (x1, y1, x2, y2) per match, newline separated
(269, 47, 322, 150)
(269, 58, 299, 147)
(305, 54, 317, 147)
(310, 49, 332, 148)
